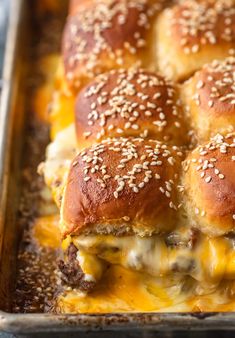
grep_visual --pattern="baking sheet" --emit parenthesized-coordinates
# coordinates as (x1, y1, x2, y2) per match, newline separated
(1, 0, 235, 334)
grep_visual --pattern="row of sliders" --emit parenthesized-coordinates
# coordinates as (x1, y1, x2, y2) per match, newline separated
(39, 0, 235, 312)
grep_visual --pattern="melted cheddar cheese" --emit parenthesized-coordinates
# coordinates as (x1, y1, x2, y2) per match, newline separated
(33, 54, 60, 123)
(49, 62, 76, 139)
(33, 214, 235, 313)
(56, 265, 235, 314)
(33, 55, 76, 139)
(34, 214, 61, 249)
(49, 87, 76, 139)
(56, 265, 191, 313)
(72, 234, 234, 284)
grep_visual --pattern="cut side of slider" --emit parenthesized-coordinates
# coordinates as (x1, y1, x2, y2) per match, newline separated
(56, 136, 235, 313)
(59, 137, 184, 291)
(61, 137, 183, 237)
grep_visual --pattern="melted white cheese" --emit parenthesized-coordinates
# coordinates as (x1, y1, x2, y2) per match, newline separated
(72, 234, 235, 287)
(43, 123, 77, 185)
(40, 124, 77, 205)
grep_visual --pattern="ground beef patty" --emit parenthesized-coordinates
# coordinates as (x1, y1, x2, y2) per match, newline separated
(59, 243, 96, 292)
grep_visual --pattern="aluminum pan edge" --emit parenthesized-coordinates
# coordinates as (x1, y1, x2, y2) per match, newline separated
(0, 0, 23, 249)
(1, 312, 235, 334)
(0, 0, 235, 334)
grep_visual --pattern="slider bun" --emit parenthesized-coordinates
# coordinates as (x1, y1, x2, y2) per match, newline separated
(156, 0, 235, 81)
(62, 0, 160, 89)
(181, 57, 235, 142)
(182, 133, 235, 237)
(69, 0, 92, 15)
(69, 0, 167, 15)
(61, 138, 184, 237)
(75, 68, 188, 149)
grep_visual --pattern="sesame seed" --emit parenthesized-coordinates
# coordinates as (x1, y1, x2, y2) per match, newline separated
(208, 100, 214, 108)
(145, 110, 152, 116)
(196, 80, 204, 89)
(132, 124, 139, 130)
(114, 191, 119, 199)
(169, 202, 174, 209)
(83, 131, 92, 138)
(165, 191, 171, 198)
(205, 176, 212, 183)
(168, 157, 175, 165)
(138, 182, 145, 189)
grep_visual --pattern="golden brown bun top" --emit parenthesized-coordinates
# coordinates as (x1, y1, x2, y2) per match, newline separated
(180, 57, 235, 142)
(62, 0, 162, 88)
(167, 0, 235, 55)
(183, 133, 235, 237)
(187, 57, 235, 116)
(69, 0, 91, 15)
(61, 137, 184, 237)
(75, 68, 187, 148)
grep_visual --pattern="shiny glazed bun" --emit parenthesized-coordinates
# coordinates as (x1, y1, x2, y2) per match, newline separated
(62, 0, 162, 89)
(156, 0, 235, 81)
(181, 57, 235, 142)
(75, 68, 188, 149)
(182, 133, 235, 237)
(61, 138, 184, 237)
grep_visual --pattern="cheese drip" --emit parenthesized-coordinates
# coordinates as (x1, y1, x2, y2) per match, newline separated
(72, 234, 235, 285)
(41, 124, 77, 205)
